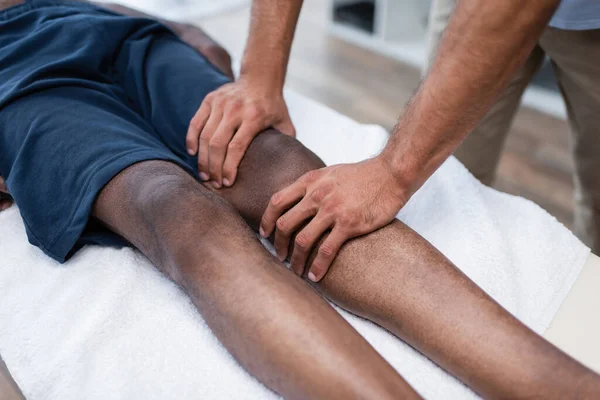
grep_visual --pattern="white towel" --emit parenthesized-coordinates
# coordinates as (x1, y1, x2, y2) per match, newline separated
(0, 91, 589, 400)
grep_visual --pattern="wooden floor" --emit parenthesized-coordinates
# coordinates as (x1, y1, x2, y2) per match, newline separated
(198, 0, 575, 227)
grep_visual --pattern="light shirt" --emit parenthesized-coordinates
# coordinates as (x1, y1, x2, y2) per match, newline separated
(549, 0, 600, 30)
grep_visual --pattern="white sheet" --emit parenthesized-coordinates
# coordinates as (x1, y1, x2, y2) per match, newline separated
(0, 90, 589, 399)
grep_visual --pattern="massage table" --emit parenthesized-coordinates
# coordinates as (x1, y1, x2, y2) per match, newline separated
(0, 90, 598, 399)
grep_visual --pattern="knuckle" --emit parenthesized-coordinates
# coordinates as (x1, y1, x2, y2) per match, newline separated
(276, 216, 288, 233)
(294, 234, 309, 250)
(209, 138, 224, 151)
(227, 140, 243, 152)
(310, 186, 329, 203)
(319, 242, 335, 258)
(338, 212, 355, 228)
(323, 203, 338, 215)
(270, 192, 284, 207)
(339, 218, 352, 229)
(303, 170, 319, 183)
(246, 104, 265, 121)
(199, 134, 210, 145)
(204, 92, 216, 103)
(228, 98, 243, 112)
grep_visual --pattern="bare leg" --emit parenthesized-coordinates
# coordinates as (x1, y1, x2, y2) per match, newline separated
(213, 129, 600, 399)
(92, 160, 419, 400)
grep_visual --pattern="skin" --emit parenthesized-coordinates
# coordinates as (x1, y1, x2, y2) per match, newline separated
(92, 160, 419, 400)
(211, 129, 600, 399)
(185, 0, 299, 188)
(0, 176, 11, 211)
(261, 0, 563, 281)
(3, 3, 599, 399)
(187, 0, 564, 282)
(0, 4, 418, 398)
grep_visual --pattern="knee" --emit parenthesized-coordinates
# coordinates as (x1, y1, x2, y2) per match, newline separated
(242, 129, 325, 193)
(204, 130, 325, 228)
(120, 160, 242, 244)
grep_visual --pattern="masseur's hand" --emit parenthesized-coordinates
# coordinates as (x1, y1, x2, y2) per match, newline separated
(260, 156, 405, 282)
(186, 76, 295, 188)
(0, 176, 13, 211)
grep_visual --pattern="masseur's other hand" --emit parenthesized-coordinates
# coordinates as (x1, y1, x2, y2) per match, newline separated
(186, 76, 295, 188)
(260, 156, 405, 282)
(0, 176, 13, 211)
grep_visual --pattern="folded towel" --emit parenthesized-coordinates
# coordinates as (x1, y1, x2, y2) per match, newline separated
(0, 90, 589, 399)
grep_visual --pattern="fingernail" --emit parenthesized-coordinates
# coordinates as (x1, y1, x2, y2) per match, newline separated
(222, 178, 231, 187)
(278, 252, 286, 262)
(211, 181, 221, 189)
(199, 172, 209, 181)
(308, 272, 317, 282)
(259, 227, 266, 237)
(187, 148, 194, 155)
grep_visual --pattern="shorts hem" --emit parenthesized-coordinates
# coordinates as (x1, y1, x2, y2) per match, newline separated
(28, 150, 196, 262)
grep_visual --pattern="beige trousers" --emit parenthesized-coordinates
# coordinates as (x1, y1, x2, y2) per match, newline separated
(425, 0, 600, 252)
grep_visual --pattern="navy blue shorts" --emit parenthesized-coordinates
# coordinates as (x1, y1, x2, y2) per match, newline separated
(0, 1, 230, 262)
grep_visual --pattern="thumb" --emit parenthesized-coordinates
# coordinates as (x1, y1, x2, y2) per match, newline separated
(274, 115, 296, 138)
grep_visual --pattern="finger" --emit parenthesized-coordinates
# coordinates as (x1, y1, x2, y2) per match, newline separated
(274, 115, 296, 138)
(308, 227, 347, 282)
(289, 213, 332, 276)
(186, 101, 211, 156)
(207, 116, 238, 188)
(198, 108, 223, 180)
(273, 199, 316, 262)
(221, 121, 261, 187)
(260, 178, 309, 238)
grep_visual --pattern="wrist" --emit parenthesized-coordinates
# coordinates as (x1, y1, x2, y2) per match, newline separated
(238, 69, 285, 97)
(240, 58, 286, 95)
(378, 147, 418, 203)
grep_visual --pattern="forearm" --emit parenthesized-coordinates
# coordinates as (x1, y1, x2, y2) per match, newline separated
(240, 0, 304, 92)
(383, 0, 560, 198)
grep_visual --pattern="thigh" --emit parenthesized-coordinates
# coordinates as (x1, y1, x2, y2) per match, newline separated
(0, 86, 195, 262)
(113, 32, 230, 164)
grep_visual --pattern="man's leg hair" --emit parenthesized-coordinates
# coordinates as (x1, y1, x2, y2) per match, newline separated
(212, 129, 600, 399)
(92, 160, 419, 399)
